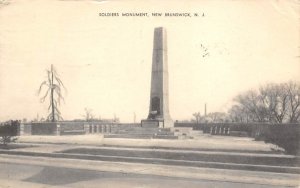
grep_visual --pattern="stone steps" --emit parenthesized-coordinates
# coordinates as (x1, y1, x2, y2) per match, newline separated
(104, 134, 154, 139)
(60, 147, 299, 168)
(153, 135, 178, 139)
(115, 130, 174, 135)
(52, 147, 300, 174)
(1, 145, 299, 174)
(104, 134, 178, 139)
(116, 127, 171, 132)
(106, 127, 176, 139)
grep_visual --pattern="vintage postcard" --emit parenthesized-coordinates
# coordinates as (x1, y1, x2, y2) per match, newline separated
(0, 0, 299, 187)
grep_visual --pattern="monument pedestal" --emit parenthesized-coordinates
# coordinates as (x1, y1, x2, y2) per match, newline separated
(141, 118, 173, 128)
(163, 118, 174, 128)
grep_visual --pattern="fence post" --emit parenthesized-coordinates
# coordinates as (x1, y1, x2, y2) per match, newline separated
(103, 124, 105, 133)
(99, 125, 102, 133)
(56, 124, 61, 136)
(19, 123, 24, 136)
(91, 125, 94, 134)
(84, 124, 89, 134)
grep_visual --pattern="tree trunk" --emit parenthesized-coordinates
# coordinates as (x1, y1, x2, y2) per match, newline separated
(51, 64, 55, 122)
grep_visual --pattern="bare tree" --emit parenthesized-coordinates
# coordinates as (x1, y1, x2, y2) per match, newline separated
(38, 64, 66, 122)
(235, 90, 267, 122)
(228, 105, 250, 123)
(259, 83, 289, 123)
(206, 112, 227, 123)
(192, 112, 201, 124)
(286, 81, 300, 123)
(82, 108, 94, 121)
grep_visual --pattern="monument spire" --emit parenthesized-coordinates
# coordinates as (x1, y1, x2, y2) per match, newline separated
(142, 27, 173, 128)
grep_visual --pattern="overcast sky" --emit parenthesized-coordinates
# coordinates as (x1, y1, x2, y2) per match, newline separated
(0, 0, 299, 122)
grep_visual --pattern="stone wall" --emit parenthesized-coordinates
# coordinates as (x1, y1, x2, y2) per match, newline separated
(20, 122, 141, 136)
(59, 122, 85, 135)
(31, 122, 57, 135)
(20, 123, 32, 136)
(190, 123, 300, 138)
(84, 123, 140, 134)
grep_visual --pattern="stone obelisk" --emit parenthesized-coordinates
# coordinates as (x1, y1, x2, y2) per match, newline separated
(142, 27, 173, 128)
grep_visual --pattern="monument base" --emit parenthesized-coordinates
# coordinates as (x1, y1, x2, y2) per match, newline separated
(141, 119, 174, 128)
(163, 118, 174, 128)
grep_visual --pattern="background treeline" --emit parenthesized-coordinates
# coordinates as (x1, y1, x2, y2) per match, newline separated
(191, 81, 300, 124)
(229, 81, 300, 123)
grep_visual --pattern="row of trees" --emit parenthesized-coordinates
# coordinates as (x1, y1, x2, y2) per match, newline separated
(192, 112, 227, 124)
(229, 82, 300, 123)
(192, 81, 300, 124)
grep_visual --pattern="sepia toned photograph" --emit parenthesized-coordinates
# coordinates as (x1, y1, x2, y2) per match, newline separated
(0, 0, 299, 187)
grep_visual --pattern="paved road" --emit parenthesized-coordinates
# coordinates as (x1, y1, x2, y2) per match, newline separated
(0, 163, 295, 188)
(0, 155, 298, 188)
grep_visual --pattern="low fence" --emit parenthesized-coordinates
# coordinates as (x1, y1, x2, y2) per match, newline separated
(19, 121, 300, 140)
(20, 124, 31, 136)
(59, 122, 85, 135)
(19, 122, 141, 136)
(83, 123, 140, 134)
(201, 123, 254, 137)
(31, 122, 57, 135)
(175, 122, 300, 138)
(174, 123, 198, 128)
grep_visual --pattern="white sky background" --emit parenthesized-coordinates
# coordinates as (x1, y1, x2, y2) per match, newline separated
(0, 0, 299, 122)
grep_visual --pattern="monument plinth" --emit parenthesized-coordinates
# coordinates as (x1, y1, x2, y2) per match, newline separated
(141, 27, 173, 128)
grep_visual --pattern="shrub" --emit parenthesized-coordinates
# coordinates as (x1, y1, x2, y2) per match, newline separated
(263, 125, 300, 155)
(0, 120, 19, 146)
